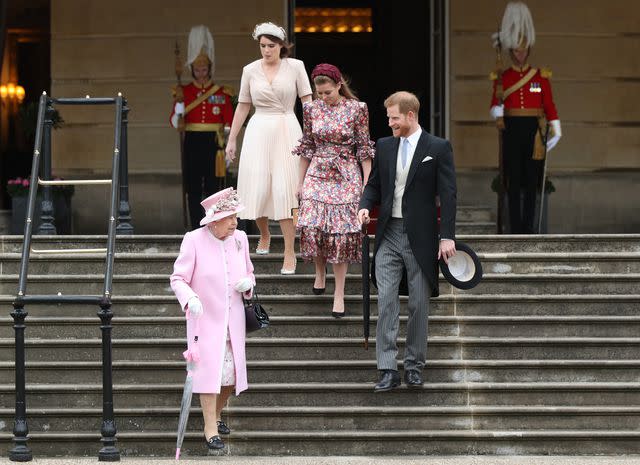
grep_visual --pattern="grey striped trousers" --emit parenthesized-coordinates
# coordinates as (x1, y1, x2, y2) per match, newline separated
(375, 218, 431, 371)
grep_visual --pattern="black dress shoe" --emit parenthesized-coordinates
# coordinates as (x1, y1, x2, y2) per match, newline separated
(217, 420, 231, 435)
(332, 310, 345, 318)
(404, 369, 423, 388)
(312, 286, 326, 295)
(205, 435, 224, 449)
(374, 369, 401, 392)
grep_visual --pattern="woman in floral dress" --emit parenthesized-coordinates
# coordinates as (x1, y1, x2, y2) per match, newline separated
(293, 63, 374, 317)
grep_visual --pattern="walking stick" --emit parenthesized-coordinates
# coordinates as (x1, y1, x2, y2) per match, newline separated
(174, 40, 189, 229)
(537, 124, 550, 234)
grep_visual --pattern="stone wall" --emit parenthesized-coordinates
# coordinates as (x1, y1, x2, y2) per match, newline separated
(49, 0, 639, 233)
(50, 0, 285, 233)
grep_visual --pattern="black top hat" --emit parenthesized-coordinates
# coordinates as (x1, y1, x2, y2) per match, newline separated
(439, 241, 483, 290)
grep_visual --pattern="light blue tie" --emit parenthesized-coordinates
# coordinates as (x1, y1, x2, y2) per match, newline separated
(401, 138, 410, 168)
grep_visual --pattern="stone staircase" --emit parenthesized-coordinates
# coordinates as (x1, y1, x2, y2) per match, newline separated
(1, 229, 640, 457)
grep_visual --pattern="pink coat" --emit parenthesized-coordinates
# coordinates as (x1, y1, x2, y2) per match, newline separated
(170, 227, 255, 395)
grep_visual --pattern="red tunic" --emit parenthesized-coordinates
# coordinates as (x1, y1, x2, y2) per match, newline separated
(170, 80, 234, 130)
(490, 65, 558, 121)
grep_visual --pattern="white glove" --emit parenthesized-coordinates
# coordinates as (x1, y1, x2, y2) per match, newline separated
(187, 296, 203, 317)
(234, 277, 253, 293)
(490, 104, 504, 120)
(547, 120, 562, 152)
(170, 102, 186, 129)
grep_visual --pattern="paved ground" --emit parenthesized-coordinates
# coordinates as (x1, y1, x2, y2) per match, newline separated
(2, 457, 640, 465)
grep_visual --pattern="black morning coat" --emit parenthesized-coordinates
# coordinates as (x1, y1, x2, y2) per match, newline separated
(359, 129, 457, 298)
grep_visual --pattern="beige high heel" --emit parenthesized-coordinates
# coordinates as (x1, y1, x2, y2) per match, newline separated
(256, 236, 271, 255)
(280, 255, 297, 275)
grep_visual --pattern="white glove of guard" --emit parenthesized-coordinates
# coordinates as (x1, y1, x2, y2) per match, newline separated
(234, 277, 253, 293)
(490, 104, 504, 120)
(547, 120, 562, 152)
(187, 296, 203, 317)
(170, 102, 186, 129)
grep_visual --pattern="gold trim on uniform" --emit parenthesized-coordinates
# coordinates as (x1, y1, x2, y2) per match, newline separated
(185, 123, 224, 132)
(505, 108, 543, 117)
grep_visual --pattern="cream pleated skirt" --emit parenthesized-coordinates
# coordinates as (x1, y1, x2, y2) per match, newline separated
(237, 110, 301, 221)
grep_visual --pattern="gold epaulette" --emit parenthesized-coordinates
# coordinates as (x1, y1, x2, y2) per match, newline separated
(222, 84, 236, 96)
(489, 71, 498, 81)
(540, 67, 552, 79)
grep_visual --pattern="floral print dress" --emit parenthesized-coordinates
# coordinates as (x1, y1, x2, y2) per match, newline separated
(293, 98, 375, 263)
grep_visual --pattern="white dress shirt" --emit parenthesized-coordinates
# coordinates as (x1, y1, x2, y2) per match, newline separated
(391, 127, 422, 218)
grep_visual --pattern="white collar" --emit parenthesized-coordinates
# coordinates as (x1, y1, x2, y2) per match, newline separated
(206, 226, 232, 243)
(401, 127, 422, 148)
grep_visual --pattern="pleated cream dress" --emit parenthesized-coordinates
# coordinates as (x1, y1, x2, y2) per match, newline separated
(236, 58, 312, 220)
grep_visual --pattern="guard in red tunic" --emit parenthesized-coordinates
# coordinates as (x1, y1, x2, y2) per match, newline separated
(489, 2, 562, 234)
(171, 25, 234, 230)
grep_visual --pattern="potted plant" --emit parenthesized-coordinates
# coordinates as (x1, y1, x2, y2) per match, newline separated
(7, 176, 74, 234)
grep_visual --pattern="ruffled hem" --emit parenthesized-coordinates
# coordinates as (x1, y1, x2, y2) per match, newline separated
(300, 228, 362, 264)
(297, 198, 361, 234)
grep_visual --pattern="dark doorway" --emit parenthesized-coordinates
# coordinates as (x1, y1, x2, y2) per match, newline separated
(293, 0, 431, 140)
(0, 0, 50, 209)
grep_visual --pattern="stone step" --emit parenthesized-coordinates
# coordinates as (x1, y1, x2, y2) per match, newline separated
(0, 429, 639, 456)
(267, 206, 494, 234)
(2, 251, 639, 275)
(0, 405, 638, 435)
(271, 222, 496, 236)
(1, 382, 639, 409)
(2, 294, 638, 317)
(1, 337, 639, 362)
(457, 222, 495, 235)
(3, 315, 640, 339)
(1, 359, 638, 384)
(1, 273, 639, 296)
(457, 206, 494, 222)
(2, 234, 640, 254)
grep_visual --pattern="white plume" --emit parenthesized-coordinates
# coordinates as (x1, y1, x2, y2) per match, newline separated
(498, 2, 535, 49)
(187, 25, 215, 73)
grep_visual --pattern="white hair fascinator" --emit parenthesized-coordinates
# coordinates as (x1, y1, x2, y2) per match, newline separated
(252, 22, 286, 41)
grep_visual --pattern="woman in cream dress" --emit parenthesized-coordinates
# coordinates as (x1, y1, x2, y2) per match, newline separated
(226, 22, 312, 274)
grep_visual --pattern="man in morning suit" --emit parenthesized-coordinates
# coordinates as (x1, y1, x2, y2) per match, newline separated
(358, 91, 457, 392)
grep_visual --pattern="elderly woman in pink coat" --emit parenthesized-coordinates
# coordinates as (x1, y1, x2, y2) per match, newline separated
(170, 187, 255, 450)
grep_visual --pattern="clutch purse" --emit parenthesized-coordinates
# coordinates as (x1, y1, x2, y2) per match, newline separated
(244, 290, 269, 332)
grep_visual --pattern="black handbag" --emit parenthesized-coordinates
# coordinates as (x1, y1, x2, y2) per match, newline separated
(244, 290, 269, 332)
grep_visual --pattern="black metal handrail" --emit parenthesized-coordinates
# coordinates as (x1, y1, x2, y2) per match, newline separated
(9, 92, 128, 462)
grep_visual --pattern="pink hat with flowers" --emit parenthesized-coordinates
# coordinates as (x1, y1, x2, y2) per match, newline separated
(199, 187, 245, 226)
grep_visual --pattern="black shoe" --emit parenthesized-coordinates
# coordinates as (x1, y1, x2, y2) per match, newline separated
(205, 435, 224, 449)
(217, 420, 231, 435)
(404, 369, 423, 388)
(312, 286, 326, 295)
(374, 369, 401, 392)
(332, 311, 345, 319)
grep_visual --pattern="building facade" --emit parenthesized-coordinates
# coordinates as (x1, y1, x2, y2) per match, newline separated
(3, 0, 638, 233)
